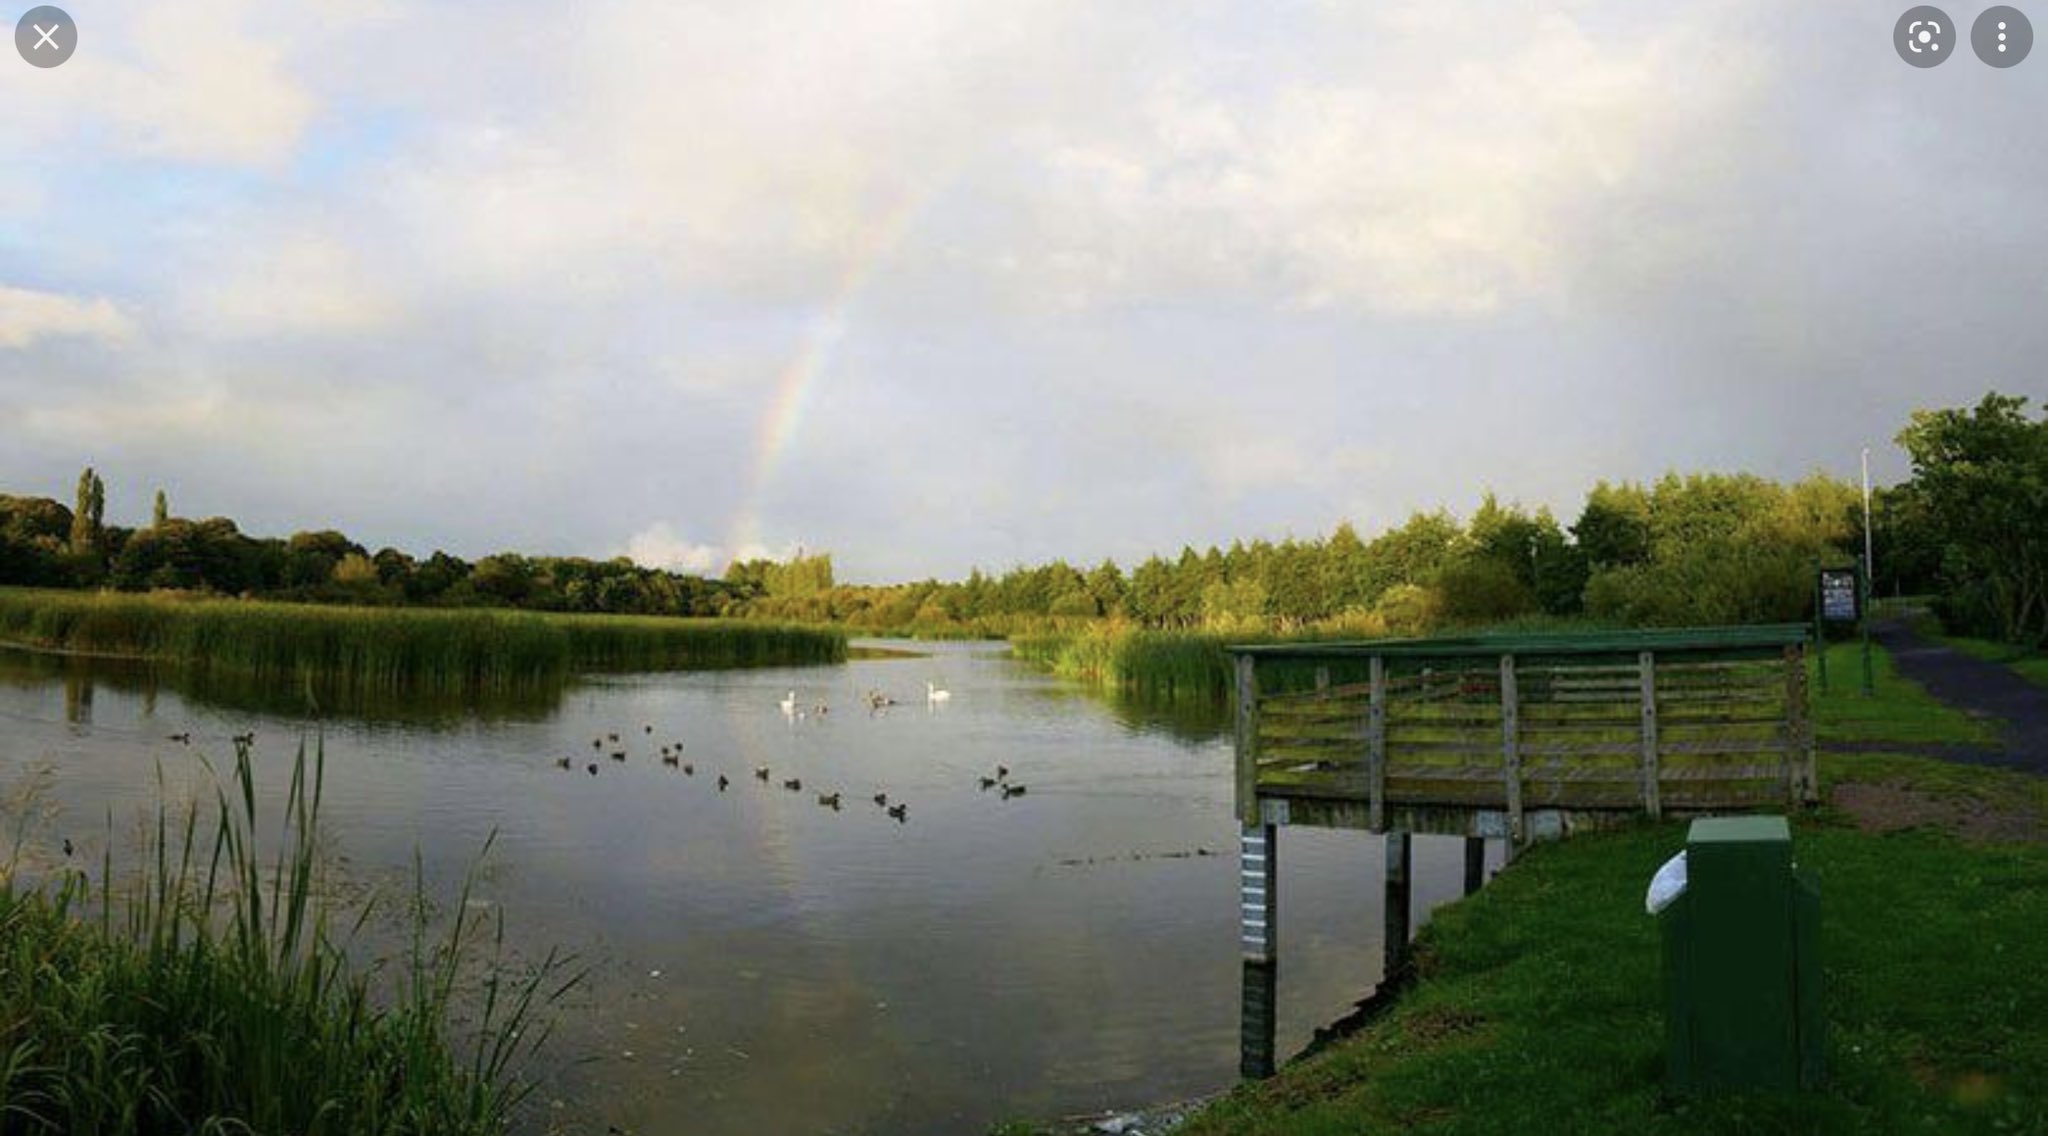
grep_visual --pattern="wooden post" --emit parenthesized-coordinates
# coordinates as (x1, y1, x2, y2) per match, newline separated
(1384, 831, 1412, 979)
(1638, 650, 1661, 819)
(1463, 836, 1486, 895)
(1785, 643, 1816, 805)
(1239, 958, 1278, 1080)
(1235, 653, 1260, 826)
(1240, 823, 1278, 962)
(1499, 654, 1523, 846)
(1367, 655, 1387, 832)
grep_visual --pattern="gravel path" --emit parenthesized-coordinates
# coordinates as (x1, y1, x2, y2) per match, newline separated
(1856, 618, 2048, 774)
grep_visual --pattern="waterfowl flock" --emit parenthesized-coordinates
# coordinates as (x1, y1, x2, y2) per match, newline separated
(545, 679, 1034, 827)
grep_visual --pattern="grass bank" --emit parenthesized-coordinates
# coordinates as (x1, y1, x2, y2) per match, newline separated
(0, 741, 575, 1134)
(1807, 638, 1999, 746)
(0, 587, 845, 699)
(1165, 750, 2044, 1136)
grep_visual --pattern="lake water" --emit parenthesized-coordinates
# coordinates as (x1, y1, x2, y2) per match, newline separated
(0, 640, 1490, 1135)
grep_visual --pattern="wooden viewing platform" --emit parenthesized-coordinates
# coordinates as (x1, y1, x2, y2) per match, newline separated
(1225, 624, 1815, 1077)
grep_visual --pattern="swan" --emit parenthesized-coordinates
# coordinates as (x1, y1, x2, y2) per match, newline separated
(927, 681, 952, 703)
(779, 691, 798, 715)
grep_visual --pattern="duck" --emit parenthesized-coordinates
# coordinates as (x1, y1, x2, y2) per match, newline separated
(978, 776, 997, 790)
(1001, 784, 1027, 799)
(607, 732, 619, 743)
(554, 756, 572, 770)
(644, 724, 653, 735)
(587, 763, 599, 776)
(168, 732, 192, 744)
(886, 803, 908, 822)
(817, 792, 842, 809)
(682, 763, 695, 775)
(779, 691, 798, 715)
(62, 837, 73, 857)
(814, 703, 829, 716)
(927, 681, 951, 703)
(593, 738, 604, 750)
(872, 792, 889, 807)
(755, 766, 771, 781)
(782, 778, 803, 791)
(996, 765, 1009, 780)
(610, 751, 628, 763)
(232, 732, 256, 746)
(717, 774, 730, 791)
(661, 752, 679, 767)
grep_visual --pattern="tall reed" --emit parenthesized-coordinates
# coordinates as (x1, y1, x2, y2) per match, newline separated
(0, 588, 845, 701)
(0, 738, 577, 1135)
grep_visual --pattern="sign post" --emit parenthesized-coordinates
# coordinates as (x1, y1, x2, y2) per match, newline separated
(1816, 565, 1864, 697)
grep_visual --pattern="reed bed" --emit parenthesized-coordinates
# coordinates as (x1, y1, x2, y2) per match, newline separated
(1013, 615, 1623, 702)
(0, 739, 576, 1135)
(0, 589, 845, 700)
(1011, 625, 1246, 701)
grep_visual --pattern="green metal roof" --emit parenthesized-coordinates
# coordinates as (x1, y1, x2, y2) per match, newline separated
(1225, 623, 1810, 660)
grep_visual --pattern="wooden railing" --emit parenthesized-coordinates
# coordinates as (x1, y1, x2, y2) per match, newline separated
(1229, 626, 1814, 840)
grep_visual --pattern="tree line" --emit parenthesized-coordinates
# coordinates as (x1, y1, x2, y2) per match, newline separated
(2, 393, 2040, 644)
(0, 480, 752, 617)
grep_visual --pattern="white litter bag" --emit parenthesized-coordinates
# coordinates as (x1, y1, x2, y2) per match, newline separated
(1644, 850, 1689, 915)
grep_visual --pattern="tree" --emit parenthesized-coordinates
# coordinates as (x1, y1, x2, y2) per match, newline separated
(1895, 393, 2048, 644)
(70, 467, 104, 556)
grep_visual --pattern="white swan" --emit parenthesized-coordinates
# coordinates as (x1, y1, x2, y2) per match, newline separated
(927, 681, 952, 703)
(779, 690, 798, 715)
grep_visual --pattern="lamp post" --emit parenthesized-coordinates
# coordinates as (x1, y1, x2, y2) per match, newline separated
(1860, 448, 1874, 698)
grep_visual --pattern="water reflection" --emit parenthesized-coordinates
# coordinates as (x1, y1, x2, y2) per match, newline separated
(0, 640, 1487, 1136)
(0, 646, 565, 727)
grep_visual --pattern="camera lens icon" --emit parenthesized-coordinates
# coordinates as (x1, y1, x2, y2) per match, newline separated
(1896, 6, 1956, 66)
(1973, 6, 2033, 66)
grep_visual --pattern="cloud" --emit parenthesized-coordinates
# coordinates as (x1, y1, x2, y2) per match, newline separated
(0, 0, 2040, 582)
(0, 286, 136, 348)
(620, 524, 796, 576)
(85, 0, 319, 167)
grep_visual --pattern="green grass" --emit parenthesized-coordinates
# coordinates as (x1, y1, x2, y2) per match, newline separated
(0, 739, 577, 1134)
(1167, 760, 2046, 1136)
(0, 588, 845, 701)
(1807, 639, 1998, 747)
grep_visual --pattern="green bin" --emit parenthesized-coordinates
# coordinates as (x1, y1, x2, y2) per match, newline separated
(1656, 816, 1823, 1092)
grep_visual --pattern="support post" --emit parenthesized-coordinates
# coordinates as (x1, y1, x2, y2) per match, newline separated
(1367, 655, 1387, 832)
(1786, 643, 1816, 805)
(1638, 649, 1661, 819)
(1463, 836, 1486, 896)
(1813, 560, 1830, 694)
(1240, 823, 1278, 962)
(1239, 959, 1278, 1080)
(1384, 830, 1412, 980)
(1499, 654, 1523, 846)
(1235, 653, 1260, 826)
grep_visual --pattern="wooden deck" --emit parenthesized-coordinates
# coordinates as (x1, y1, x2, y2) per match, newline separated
(1233, 625, 1815, 837)
(1226, 625, 1816, 1079)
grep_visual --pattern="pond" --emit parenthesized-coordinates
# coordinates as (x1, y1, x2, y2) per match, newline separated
(0, 640, 1491, 1135)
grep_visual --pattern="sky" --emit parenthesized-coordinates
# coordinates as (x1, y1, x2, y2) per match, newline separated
(1, 0, 2044, 582)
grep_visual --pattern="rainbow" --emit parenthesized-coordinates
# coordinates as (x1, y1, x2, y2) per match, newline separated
(722, 192, 932, 564)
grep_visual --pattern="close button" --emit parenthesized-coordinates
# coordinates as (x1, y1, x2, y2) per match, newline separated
(15, 6, 77, 69)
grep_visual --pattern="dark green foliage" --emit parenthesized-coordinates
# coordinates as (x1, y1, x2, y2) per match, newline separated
(1894, 393, 2048, 645)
